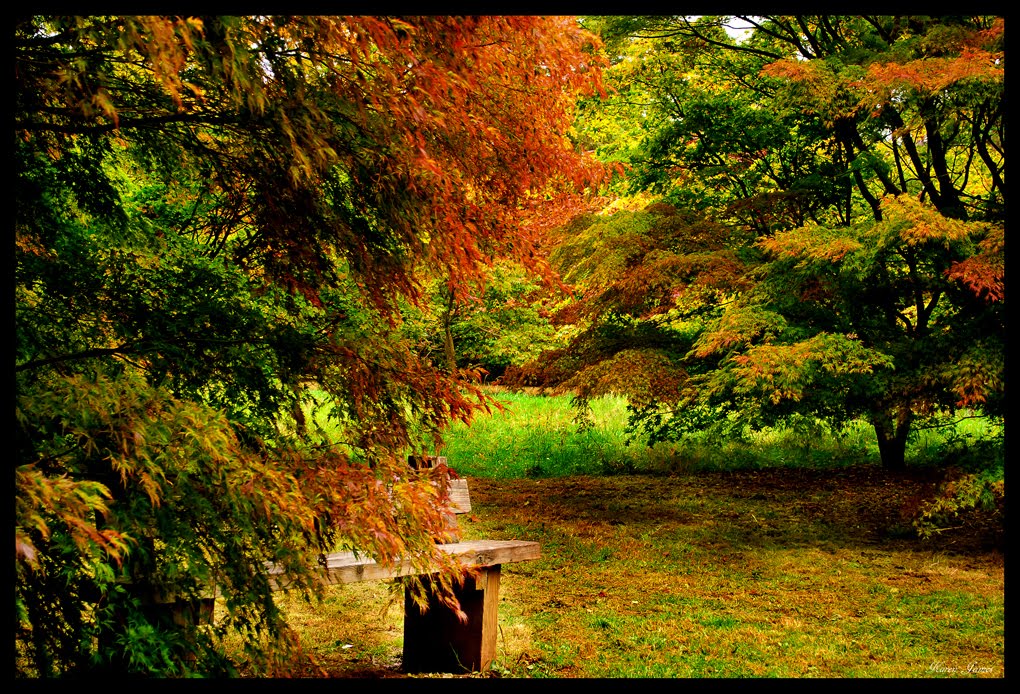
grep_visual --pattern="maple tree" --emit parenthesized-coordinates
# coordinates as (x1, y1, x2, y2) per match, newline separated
(510, 16, 1003, 473)
(15, 15, 606, 676)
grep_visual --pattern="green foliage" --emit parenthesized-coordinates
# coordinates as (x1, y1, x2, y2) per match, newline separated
(907, 416, 1004, 539)
(528, 15, 1004, 473)
(16, 370, 304, 676)
(452, 264, 569, 376)
(630, 196, 1003, 469)
(401, 262, 567, 380)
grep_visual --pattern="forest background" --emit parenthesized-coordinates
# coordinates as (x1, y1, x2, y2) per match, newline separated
(14, 15, 1003, 677)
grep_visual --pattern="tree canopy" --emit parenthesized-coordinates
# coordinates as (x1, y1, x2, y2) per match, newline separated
(15, 15, 606, 676)
(14, 14, 1005, 678)
(507, 15, 1004, 471)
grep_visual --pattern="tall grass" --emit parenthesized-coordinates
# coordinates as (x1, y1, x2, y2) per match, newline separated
(440, 391, 1003, 479)
(439, 392, 641, 478)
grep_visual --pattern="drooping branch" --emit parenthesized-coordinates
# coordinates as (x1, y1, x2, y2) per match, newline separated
(16, 345, 145, 373)
(15, 111, 250, 136)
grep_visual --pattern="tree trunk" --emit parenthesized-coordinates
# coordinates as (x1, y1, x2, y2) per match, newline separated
(871, 406, 913, 471)
(440, 285, 457, 375)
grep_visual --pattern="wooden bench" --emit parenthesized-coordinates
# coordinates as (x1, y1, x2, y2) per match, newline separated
(266, 458, 540, 674)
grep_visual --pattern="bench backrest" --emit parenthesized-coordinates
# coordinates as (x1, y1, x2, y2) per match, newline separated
(409, 454, 470, 517)
(447, 478, 471, 514)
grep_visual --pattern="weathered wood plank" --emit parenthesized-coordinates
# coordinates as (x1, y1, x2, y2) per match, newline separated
(478, 566, 500, 671)
(448, 478, 471, 514)
(266, 539, 540, 591)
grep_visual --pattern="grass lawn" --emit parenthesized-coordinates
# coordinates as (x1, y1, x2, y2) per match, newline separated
(267, 391, 1003, 678)
(275, 467, 1003, 678)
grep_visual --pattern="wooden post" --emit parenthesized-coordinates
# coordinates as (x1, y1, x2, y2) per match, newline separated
(98, 584, 215, 671)
(408, 454, 446, 471)
(402, 566, 502, 673)
(408, 455, 461, 543)
(169, 596, 215, 628)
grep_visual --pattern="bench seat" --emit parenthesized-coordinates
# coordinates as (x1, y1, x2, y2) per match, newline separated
(267, 539, 541, 590)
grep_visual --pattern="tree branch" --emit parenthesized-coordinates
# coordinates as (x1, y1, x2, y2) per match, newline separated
(16, 345, 144, 373)
(15, 110, 249, 136)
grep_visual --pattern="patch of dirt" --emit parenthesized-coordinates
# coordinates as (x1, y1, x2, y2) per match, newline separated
(468, 466, 1004, 555)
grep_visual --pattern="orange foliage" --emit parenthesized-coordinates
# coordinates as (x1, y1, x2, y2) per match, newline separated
(882, 196, 975, 246)
(314, 16, 612, 302)
(15, 466, 129, 567)
(610, 250, 748, 319)
(729, 334, 892, 405)
(568, 348, 688, 406)
(760, 59, 831, 87)
(692, 307, 787, 359)
(19, 16, 611, 310)
(763, 26, 1003, 125)
(938, 342, 1004, 408)
(758, 226, 862, 263)
(863, 48, 1002, 97)
(945, 239, 1005, 304)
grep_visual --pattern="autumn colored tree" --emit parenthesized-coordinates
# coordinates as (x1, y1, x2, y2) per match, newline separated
(502, 200, 752, 419)
(682, 194, 1003, 471)
(15, 15, 606, 676)
(511, 16, 1003, 473)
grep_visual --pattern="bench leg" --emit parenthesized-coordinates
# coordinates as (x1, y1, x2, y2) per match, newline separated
(402, 565, 501, 673)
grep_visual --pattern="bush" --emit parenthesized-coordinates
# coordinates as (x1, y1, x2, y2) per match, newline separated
(912, 466, 1005, 542)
